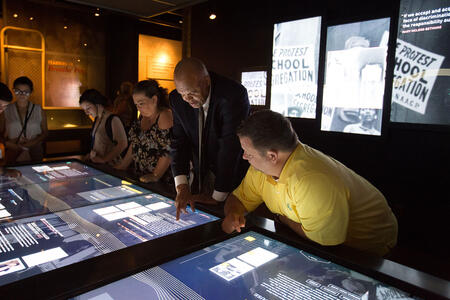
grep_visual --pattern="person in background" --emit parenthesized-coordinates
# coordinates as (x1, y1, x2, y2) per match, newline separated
(80, 89, 128, 165)
(113, 81, 137, 132)
(0, 82, 21, 177)
(2, 76, 47, 164)
(343, 108, 381, 135)
(0, 82, 12, 113)
(115, 80, 172, 183)
(222, 110, 398, 257)
(170, 58, 250, 220)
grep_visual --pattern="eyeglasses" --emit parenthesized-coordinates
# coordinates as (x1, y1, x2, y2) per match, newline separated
(14, 89, 31, 96)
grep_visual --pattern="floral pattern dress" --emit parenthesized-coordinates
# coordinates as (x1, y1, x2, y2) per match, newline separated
(128, 115, 171, 180)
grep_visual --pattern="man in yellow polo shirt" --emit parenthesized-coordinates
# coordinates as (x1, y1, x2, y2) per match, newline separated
(222, 110, 398, 256)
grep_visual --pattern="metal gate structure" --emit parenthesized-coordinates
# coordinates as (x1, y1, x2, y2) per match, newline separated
(0, 26, 45, 106)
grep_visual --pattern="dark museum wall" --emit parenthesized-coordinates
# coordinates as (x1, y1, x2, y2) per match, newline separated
(190, 0, 450, 272)
(2, 0, 182, 102)
(105, 15, 181, 100)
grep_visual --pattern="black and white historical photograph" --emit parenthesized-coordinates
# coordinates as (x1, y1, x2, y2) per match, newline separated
(321, 18, 390, 135)
(271, 16, 321, 119)
(391, 0, 450, 125)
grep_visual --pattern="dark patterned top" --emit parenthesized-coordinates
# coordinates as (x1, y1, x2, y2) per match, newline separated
(128, 115, 171, 177)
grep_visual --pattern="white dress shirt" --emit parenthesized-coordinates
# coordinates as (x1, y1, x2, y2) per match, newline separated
(174, 87, 228, 202)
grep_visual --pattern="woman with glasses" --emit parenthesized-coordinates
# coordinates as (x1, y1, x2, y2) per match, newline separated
(2, 76, 48, 163)
(80, 89, 128, 165)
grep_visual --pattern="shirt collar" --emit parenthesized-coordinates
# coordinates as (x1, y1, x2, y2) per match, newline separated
(202, 84, 212, 112)
(268, 143, 303, 184)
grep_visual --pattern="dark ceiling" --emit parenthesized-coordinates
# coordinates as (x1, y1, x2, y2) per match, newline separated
(65, 0, 206, 18)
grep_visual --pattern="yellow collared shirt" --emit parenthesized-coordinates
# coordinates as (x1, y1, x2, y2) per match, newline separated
(233, 143, 398, 256)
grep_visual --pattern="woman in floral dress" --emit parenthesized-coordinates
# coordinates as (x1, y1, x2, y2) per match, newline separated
(115, 80, 172, 183)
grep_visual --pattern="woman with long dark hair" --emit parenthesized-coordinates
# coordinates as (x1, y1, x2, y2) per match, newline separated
(80, 89, 128, 165)
(115, 80, 172, 183)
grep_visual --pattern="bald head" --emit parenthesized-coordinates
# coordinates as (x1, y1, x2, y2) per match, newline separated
(174, 57, 209, 80)
(174, 58, 211, 108)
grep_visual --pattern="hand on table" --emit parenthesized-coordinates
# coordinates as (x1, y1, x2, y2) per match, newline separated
(222, 213, 246, 233)
(90, 156, 106, 163)
(175, 187, 220, 220)
(2, 168, 22, 178)
(90, 151, 106, 164)
(175, 184, 195, 220)
(139, 173, 159, 183)
(18, 139, 35, 149)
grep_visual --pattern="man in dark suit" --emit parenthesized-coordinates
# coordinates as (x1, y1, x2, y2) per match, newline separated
(170, 58, 250, 219)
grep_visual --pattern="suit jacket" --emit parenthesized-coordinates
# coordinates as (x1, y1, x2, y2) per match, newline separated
(170, 72, 250, 194)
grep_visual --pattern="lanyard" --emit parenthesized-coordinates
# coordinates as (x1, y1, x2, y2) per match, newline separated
(15, 102, 35, 142)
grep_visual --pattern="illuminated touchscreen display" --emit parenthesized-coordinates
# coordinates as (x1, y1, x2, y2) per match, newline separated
(321, 18, 390, 135)
(0, 161, 218, 287)
(0, 161, 148, 222)
(73, 231, 417, 300)
(0, 194, 217, 286)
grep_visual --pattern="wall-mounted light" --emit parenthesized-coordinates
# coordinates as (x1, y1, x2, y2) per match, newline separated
(209, 0, 218, 21)
(63, 25, 68, 29)
(179, 20, 183, 24)
(77, 59, 81, 62)
(157, 54, 168, 64)
(94, 8, 100, 17)
(83, 43, 87, 47)
(29, 17, 34, 21)
(13, 13, 18, 18)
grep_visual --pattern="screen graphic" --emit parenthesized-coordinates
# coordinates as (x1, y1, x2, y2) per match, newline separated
(0, 161, 218, 287)
(271, 16, 322, 119)
(241, 71, 267, 106)
(321, 18, 390, 135)
(73, 231, 418, 300)
(0, 162, 147, 222)
(0, 194, 217, 286)
(391, 0, 450, 125)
